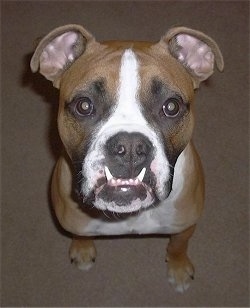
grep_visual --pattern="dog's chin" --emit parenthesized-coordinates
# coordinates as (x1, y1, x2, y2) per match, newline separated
(92, 182, 156, 213)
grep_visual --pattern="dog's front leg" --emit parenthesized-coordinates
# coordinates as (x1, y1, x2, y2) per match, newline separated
(166, 225, 196, 293)
(69, 236, 97, 271)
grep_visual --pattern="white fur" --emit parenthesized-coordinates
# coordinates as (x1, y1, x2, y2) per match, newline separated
(82, 49, 170, 211)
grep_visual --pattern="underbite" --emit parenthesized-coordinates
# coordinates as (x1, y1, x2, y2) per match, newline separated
(104, 166, 146, 187)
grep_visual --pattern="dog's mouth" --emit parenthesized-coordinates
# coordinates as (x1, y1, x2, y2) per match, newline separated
(92, 166, 156, 213)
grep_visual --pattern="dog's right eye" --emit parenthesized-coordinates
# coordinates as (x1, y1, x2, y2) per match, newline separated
(74, 97, 94, 117)
(162, 98, 180, 117)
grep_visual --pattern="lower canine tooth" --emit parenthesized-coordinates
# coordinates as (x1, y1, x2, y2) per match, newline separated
(137, 167, 146, 182)
(105, 166, 113, 181)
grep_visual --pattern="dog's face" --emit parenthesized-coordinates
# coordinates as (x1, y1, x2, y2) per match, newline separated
(31, 25, 223, 213)
(59, 46, 195, 213)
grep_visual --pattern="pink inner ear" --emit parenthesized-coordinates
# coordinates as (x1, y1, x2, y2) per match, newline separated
(176, 34, 214, 80)
(39, 31, 78, 80)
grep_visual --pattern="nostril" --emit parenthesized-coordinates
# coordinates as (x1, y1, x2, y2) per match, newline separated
(136, 144, 143, 156)
(136, 143, 148, 156)
(117, 144, 126, 155)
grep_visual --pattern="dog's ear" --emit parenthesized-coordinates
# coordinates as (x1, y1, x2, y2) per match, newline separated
(160, 27, 224, 88)
(30, 24, 95, 88)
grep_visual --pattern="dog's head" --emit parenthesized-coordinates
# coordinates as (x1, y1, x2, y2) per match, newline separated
(31, 24, 223, 213)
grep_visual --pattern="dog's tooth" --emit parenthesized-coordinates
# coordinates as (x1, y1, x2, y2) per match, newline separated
(117, 179, 122, 184)
(104, 166, 113, 181)
(137, 167, 146, 182)
(129, 179, 134, 184)
(134, 178, 139, 185)
(111, 178, 116, 185)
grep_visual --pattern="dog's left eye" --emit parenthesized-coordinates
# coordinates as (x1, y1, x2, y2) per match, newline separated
(162, 98, 180, 117)
(74, 97, 94, 116)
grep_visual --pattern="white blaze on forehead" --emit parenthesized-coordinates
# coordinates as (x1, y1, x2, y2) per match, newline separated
(98, 48, 148, 133)
(116, 49, 142, 124)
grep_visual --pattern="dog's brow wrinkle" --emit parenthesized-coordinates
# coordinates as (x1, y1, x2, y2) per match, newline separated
(151, 78, 163, 95)
(93, 79, 106, 94)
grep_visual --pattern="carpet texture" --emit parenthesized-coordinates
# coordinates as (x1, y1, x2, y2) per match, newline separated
(1, 1, 249, 307)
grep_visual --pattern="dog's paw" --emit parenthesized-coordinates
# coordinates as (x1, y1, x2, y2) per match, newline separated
(69, 238, 97, 271)
(166, 256, 194, 293)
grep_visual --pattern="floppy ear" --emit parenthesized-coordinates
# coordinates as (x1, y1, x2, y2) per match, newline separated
(30, 24, 95, 88)
(161, 27, 224, 88)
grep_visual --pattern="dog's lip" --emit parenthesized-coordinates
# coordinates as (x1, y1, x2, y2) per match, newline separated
(104, 166, 146, 186)
(93, 166, 155, 212)
(91, 166, 154, 202)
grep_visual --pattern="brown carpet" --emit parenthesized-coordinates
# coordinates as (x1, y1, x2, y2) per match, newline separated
(1, 1, 249, 307)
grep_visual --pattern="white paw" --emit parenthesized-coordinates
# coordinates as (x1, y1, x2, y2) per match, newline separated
(167, 257, 194, 293)
(69, 239, 97, 271)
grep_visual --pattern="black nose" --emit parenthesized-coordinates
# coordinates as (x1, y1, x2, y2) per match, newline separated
(106, 132, 153, 170)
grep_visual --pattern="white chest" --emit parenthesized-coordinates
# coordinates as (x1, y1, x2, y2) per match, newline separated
(83, 199, 181, 236)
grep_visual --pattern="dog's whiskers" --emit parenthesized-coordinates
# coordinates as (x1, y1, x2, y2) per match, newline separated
(102, 210, 111, 219)
(112, 211, 121, 220)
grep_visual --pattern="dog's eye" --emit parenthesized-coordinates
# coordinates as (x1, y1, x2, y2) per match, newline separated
(75, 97, 94, 116)
(162, 98, 180, 117)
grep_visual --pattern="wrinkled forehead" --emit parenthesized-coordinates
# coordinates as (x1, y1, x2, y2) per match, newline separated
(60, 42, 194, 102)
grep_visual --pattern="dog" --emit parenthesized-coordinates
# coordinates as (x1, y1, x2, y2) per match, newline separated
(30, 24, 223, 292)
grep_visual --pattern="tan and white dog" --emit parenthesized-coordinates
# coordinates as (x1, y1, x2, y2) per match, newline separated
(31, 24, 223, 292)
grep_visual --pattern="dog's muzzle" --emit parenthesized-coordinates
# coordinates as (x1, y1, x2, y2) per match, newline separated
(90, 132, 157, 213)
